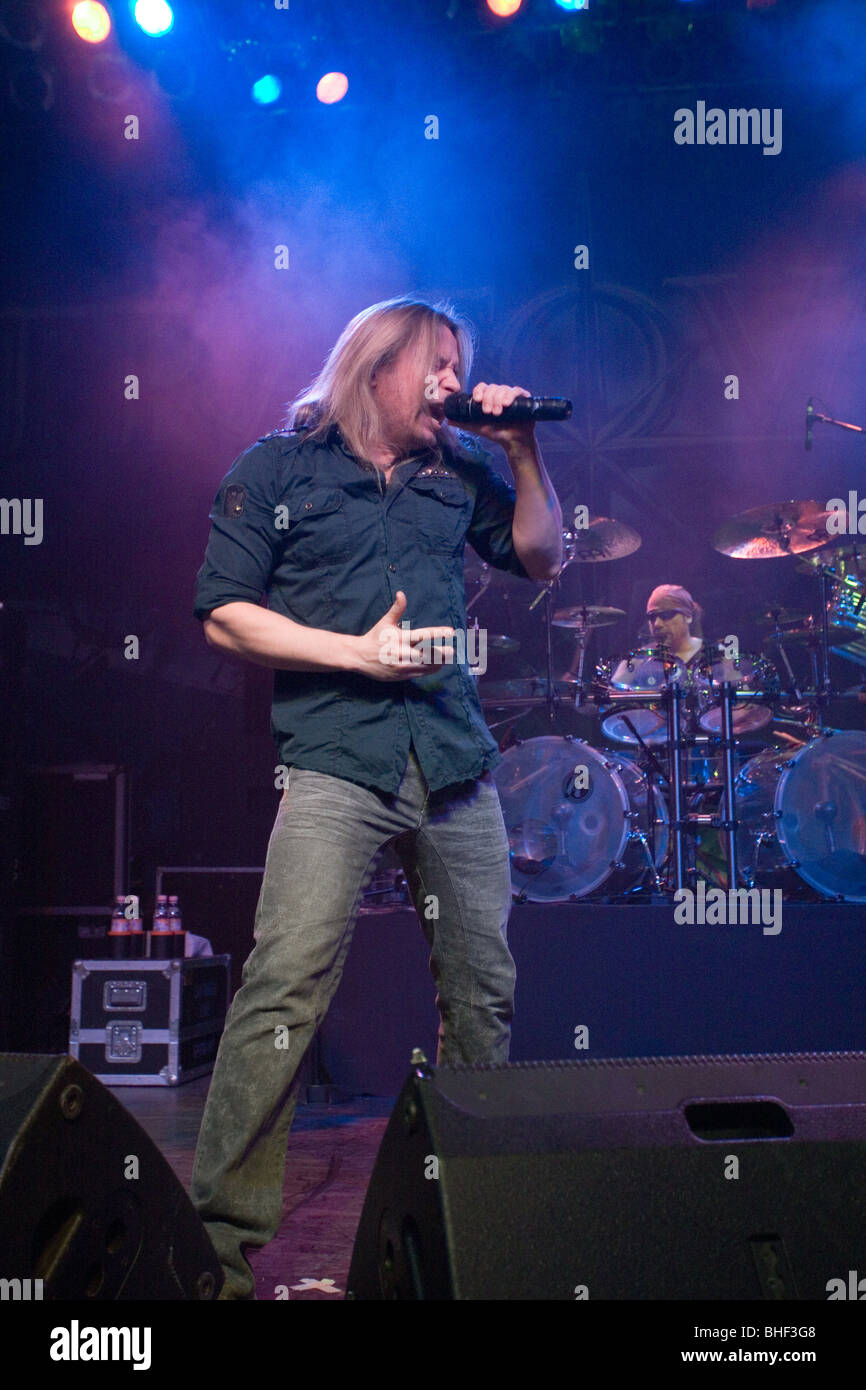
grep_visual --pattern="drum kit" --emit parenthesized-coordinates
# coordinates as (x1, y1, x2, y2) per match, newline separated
(479, 499, 866, 906)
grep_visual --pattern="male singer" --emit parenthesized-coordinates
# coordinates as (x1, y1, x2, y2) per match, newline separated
(190, 295, 562, 1298)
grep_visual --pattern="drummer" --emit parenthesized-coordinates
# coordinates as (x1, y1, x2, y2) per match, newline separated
(644, 584, 704, 667)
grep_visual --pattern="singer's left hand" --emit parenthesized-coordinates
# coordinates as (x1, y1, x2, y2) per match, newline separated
(456, 382, 535, 447)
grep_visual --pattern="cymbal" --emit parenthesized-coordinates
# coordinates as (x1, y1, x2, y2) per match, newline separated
(487, 634, 520, 652)
(563, 517, 642, 563)
(478, 678, 579, 707)
(762, 623, 856, 647)
(750, 606, 809, 626)
(552, 605, 626, 630)
(712, 500, 833, 559)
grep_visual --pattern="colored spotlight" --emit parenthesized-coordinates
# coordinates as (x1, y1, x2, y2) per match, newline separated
(133, 0, 174, 37)
(316, 71, 348, 105)
(555, 0, 588, 11)
(486, 0, 523, 15)
(252, 74, 282, 105)
(71, 2, 111, 43)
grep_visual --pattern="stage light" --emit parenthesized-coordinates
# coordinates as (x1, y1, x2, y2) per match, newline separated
(316, 72, 348, 105)
(252, 74, 282, 105)
(554, 0, 588, 11)
(486, 0, 523, 16)
(133, 0, 174, 37)
(71, 2, 112, 44)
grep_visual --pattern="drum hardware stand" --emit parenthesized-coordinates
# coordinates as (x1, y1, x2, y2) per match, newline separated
(665, 680, 687, 893)
(769, 630, 803, 706)
(718, 680, 739, 890)
(619, 713, 667, 881)
(658, 678, 741, 894)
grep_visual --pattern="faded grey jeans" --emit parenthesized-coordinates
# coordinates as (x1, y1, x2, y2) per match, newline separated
(190, 747, 515, 1299)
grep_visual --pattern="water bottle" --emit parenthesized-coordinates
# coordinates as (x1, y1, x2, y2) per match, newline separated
(150, 893, 172, 960)
(167, 894, 186, 960)
(108, 894, 131, 959)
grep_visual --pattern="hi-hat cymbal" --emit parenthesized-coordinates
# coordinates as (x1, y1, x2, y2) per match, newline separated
(712, 501, 833, 559)
(563, 517, 642, 563)
(552, 605, 626, 629)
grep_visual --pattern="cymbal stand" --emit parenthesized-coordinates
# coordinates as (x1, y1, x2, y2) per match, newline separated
(769, 628, 803, 705)
(543, 586, 556, 726)
(818, 566, 834, 727)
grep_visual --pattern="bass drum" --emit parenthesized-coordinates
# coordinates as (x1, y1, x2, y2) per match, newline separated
(492, 737, 668, 901)
(735, 730, 866, 901)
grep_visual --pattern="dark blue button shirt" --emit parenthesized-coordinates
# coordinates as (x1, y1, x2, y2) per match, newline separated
(193, 424, 532, 793)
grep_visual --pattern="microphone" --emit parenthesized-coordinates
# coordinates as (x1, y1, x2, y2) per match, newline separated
(443, 393, 572, 423)
(805, 397, 813, 451)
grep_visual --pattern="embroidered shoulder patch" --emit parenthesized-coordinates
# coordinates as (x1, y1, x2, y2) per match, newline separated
(223, 485, 246, 517)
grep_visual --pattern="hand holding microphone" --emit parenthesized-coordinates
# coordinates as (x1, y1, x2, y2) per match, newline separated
(443, 389, 572, 424)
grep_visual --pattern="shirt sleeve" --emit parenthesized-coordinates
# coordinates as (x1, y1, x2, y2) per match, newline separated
(193, 439, 285, 621)
(460, 439, 533, 580)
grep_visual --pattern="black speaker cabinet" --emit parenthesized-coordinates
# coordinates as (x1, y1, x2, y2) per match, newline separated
(0, 1054, 222, 1299)
(347, 1051, 866, 1301)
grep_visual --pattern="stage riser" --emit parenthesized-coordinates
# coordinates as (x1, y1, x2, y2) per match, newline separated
(323, 904, 866, 1095)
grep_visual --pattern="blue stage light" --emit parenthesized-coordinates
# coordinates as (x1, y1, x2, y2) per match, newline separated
(252, 75, 282, 106)
(133, 0, 174, 37)
(554, 0, 588, 11)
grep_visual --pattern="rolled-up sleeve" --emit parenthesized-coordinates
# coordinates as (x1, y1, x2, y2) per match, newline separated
(462, 442, 532, 580)
(193, 440, 284, 621)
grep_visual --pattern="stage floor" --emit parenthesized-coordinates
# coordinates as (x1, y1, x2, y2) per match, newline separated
(119, 1080, 391, 1302)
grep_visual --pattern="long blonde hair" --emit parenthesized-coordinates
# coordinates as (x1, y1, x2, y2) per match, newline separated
(285, 296, 476, 461)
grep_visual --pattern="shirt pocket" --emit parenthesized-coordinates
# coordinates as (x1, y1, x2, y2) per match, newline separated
(283, 488, 351, 565)
(405, 475, 472, 553)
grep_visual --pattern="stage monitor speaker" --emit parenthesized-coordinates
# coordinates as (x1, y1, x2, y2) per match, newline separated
(0, 1054, 222, 1300)
(347, 1051, 866, 1301)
